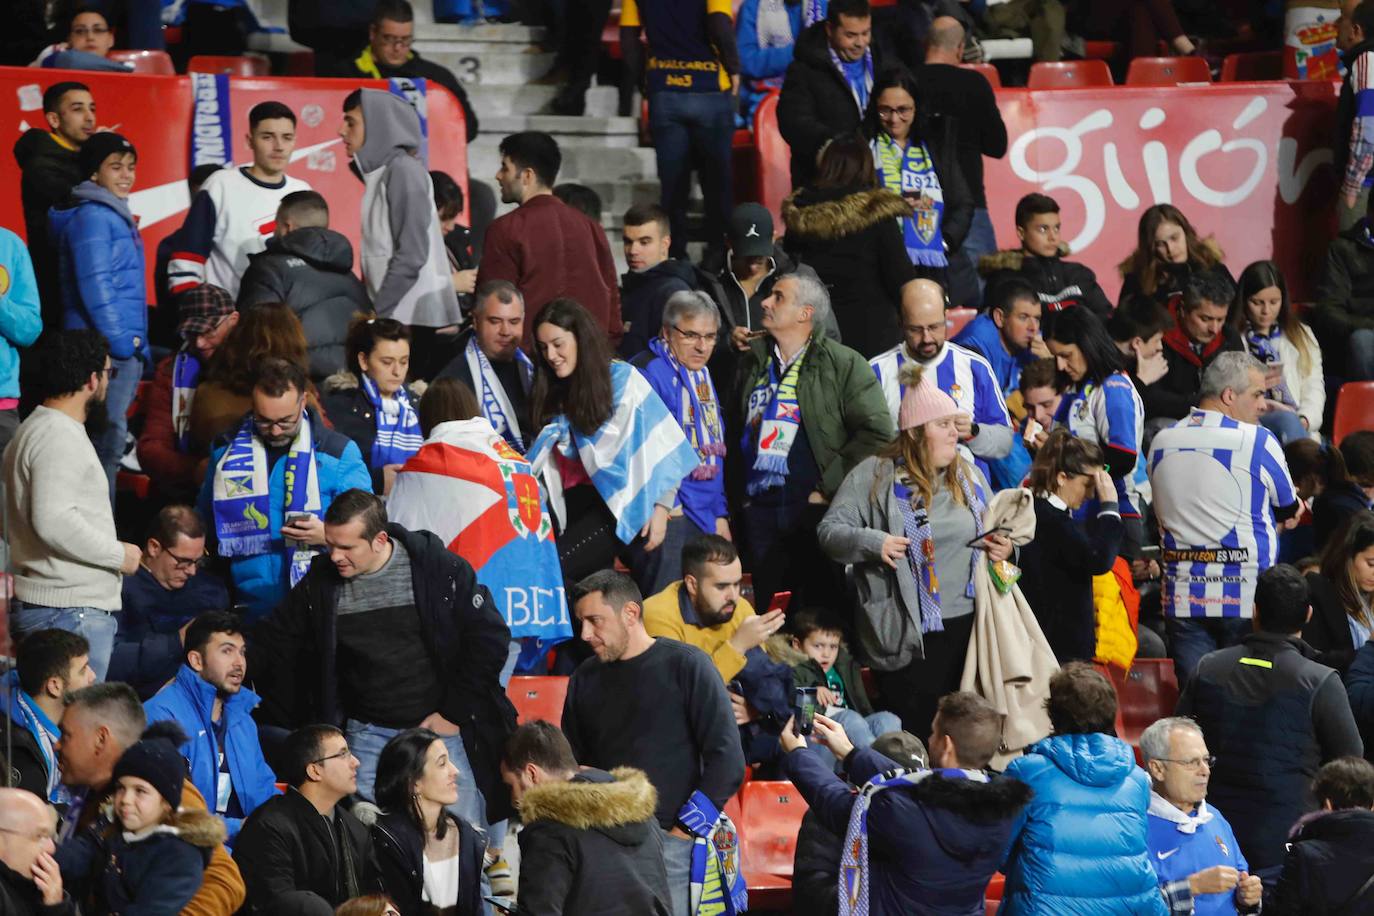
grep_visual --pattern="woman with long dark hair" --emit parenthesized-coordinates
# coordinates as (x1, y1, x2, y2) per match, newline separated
(527, 298, 699, 588)
(1045, 306, 1146, 552)
(862, 67, 972, 283)
(1117, 203, 1232, 310)
(781, 133, 918, 358)
(371, 729, 483, 916)
(1302, 512, 1374, 676)
(1229, 260, 1323, 445)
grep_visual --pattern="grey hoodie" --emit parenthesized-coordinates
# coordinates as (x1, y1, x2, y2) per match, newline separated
(354, 89, 459, 327)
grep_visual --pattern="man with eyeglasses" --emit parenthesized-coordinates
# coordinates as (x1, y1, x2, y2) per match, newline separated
(109, 505, 230, 699)
(1141, 717, 1262, 915)
(144, 611, 280, 844)
(33, 8, 131, 72)
(198, 358, 372, 620)
(1178, 564, 1363, 890)
(234, 724, 379, 913)
(0, 787, 71, 914)
(629, 291, 730, 592)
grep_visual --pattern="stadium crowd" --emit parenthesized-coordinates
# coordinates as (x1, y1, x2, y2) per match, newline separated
(5, 0, 1374, 915)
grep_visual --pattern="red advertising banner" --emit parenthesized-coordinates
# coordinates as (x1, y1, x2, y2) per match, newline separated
(0, 66, 469, 292)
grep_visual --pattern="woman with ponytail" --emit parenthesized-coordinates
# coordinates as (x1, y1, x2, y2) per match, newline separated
(818, 362, 1011, 742)
(1017, 429, 1125, 663)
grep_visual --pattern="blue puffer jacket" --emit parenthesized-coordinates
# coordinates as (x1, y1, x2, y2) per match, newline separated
(999, 733, 1167, 916)
(143, 664, 280, 843)
(197, 409, 373, 619)
(0, 229, 43, 400)
(49, 180, 149, 361)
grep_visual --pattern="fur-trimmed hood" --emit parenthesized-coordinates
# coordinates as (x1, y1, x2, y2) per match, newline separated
(518, 767, 659, 845)
(108, 808, 228, 849)
(909, 773, 1033, 862)
(782, 187, 912, 241)
(322, 370, 428, 400)
(978, 244, 1072, 276)
(764, 632, 808, 667)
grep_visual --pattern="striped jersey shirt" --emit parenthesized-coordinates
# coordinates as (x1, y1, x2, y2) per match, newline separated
(1148, 408, 1298, 619)
(1055, 371, 1147, 517)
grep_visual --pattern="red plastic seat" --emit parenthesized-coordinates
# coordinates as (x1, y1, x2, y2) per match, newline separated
(1334, 381, 1374, 445)
(946, 307, 977, 337)
(1027, 60, 1113, 89)
(739, 780, 809, 910)
(1083, 40, 1119, 60)
(753, 90, 792, 238)
(188, 53, 270, 76)
(1114, 659, 1180, 747)
(1220, 50, 1282, 82)
(107, 49, 175, 75)
(506, 676, 569, 728)
(1125, 55, 1211, 86)
(959, 62, 1001, 89)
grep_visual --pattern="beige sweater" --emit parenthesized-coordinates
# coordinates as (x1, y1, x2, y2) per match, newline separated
(2, 405, 124, 609)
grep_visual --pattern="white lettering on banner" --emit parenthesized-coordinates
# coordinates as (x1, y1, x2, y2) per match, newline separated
(191, 78, 227, 165)
(504, 586, 570, 628)
(1007, 95, 1327, 254)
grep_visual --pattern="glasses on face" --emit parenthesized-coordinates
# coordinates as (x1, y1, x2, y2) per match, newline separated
(71, 25, 110, 37)
(377, 34, 414, 48)
(876, 105, 914, 119)
(311, 747, 354, 766)
(164, 547, 208, 571)
(1159, 755, 1216, 770)
(253, 398, 304, 433)
(671, 325, 720, 346)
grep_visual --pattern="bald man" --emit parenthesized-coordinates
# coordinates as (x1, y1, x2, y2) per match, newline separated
(870, 280, 1013, 473)
(0, 788, 70, 914)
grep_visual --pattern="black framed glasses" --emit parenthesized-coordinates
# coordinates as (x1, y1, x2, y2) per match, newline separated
(311, 747, 354, 766)
(671, 325, 720, 346)
(164, 547, 208, 571)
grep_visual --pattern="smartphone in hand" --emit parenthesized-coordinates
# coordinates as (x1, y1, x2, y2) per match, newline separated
(768, 590, 792, 616)
(792, 687, 819, 737)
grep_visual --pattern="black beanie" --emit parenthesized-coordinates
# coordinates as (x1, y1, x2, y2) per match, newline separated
(113, 734, 187, 810)
(79, 131, 136, 179)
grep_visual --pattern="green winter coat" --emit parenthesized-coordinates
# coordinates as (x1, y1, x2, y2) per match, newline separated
(790, 644, 876, 715)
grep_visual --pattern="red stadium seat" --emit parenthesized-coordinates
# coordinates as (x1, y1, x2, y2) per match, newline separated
(739, 780, 809, 910)
(1334, 381, 1374, 445)
(1125, 56, 1212, 86)
(960, 62, 1001, 89)
(946, 307, 977, 337)
(1027, 60, 1113, 89)
(1083, 41, 1119, 60)
(188, 53, 270, 76)
(1114, 659, 1180, 747)
(116, 471, 151, 499)
(1220, 50, 1282, 82)
(753, 90, 792, 237)
(506, 676, 569, 727)
(108, 49, 175, 75)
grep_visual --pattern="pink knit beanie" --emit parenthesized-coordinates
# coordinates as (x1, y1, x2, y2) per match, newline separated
(897, 362, 960, 431)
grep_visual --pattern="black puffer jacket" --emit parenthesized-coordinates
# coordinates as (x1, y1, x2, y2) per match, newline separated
(319, 371, 427, 493)
(782, 186, 917, 358)
(0, 858, 76, 916)
(1314, 221, 1374, 373)
(979, 246, 1114, 320)
(618, 258, 699, 359)
(1272, 809, 1374, 915)
(13, 127, 84, 323)
(515, 767, 672, 915)
(238, 228, 374, 382)
(372, 810, 483, 916)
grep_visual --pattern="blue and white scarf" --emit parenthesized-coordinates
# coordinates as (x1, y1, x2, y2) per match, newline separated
(360, 374, 423, 469)
(171, 350, 201, 452)
(211, 412, 322, 587)
(744, 343, 808, 496)
(893, 462, 985, 633)
(840, 768, 989, 916)
(188, 72, 232, 170)
(649, 337, 726, 480)
(829, 46, 873, 113)
(464, 335, 534, 452)
(1244, 326, 1297, 407)
(872, 134, 947, 267)
(0, 670, 67, 804)
(680, 791, 748, 916)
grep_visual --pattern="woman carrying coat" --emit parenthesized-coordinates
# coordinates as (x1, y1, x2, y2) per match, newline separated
(817, 363, 1011, 742)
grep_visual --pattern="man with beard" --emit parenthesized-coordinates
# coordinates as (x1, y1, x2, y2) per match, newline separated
(143, 611, 279, 843)
(3, 330, 142, 681)
(563, 569, 744, 916)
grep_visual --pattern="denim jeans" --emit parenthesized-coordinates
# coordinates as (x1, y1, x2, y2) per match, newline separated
(346, 718, 488, 832)
(1259, 408, 1308, 445)
(808, 707, 904, 771)
(649, 90, 735, 260)
(661, 825, 695, 916)
(95, 355, 142, 503)
(1166, 616, 1253, 684)
(1349, 328, 1374, 381)
(11, 601, 118, 680)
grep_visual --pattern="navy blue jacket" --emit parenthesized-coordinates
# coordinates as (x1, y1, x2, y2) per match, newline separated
(618, 259, 699, 359)
(782, 746, 1030, 915)
(144, 665, 281, 843)
(110, 565, 231, 699)
(49, 181, 148, 361)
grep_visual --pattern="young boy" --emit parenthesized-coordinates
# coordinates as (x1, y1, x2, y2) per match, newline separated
(789, 608, 902, 758)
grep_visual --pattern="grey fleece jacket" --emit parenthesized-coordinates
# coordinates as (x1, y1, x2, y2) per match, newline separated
(354, 89, 460, 327)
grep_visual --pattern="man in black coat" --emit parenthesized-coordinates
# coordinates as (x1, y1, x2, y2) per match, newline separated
(238, 190, 372, 384)
(1145, 270, 1243, 422)
(0, 788, 75, 916)
(778, 0, 890, 189)
(618, 203, 700, 359)
(501, 721, 672, 915)
(250, 490, 518, 830)
(234, 725, 379, 914)
(1273, 756, 1374, 912)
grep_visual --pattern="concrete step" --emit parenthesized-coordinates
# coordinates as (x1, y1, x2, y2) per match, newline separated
(417, 46, 555, 84)
(470, 84, 619, 119)
(476, 113, 639, 146)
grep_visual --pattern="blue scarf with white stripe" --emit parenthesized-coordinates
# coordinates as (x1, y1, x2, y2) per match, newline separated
(360, 374, 423, 469)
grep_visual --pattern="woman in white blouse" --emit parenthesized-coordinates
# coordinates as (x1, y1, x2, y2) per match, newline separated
(1231, 260, 1324, 444)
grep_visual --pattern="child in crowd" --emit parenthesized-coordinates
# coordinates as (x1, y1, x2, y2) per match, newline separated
(789, 608, 902, 763)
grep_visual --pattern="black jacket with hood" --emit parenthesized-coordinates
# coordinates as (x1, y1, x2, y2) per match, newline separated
(14, 127, 85, 324)
(1272, 808, 1374, 915)
(979, 246, 1114, 320)
(782, 186, 917, 359)
(618, 258, 700, 360)
(372, 809, 484, 916)
(515, 767, 672, 916)
(251, 524, 518, 823)
(238, 227, 373, 382)
(1314, 220, 1374, 371)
